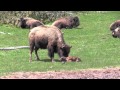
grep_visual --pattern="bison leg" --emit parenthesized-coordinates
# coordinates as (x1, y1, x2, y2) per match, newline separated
(48, 45, 55, 62)
(29, 44, 35, 62)
(35, 47, 40, 60)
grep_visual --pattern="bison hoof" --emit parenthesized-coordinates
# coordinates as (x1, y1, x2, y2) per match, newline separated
(52, 60, 55, 62)
(35, 57, 40, 61)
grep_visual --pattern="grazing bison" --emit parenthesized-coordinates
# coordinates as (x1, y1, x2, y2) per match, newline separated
(111, 27, 120, 38)
(110, 20, 120, 31)
(60, 56, 81, 62)
(18, 17, 44, 29)
(29, 25, 72, 62)
(51, 16, 80, 29)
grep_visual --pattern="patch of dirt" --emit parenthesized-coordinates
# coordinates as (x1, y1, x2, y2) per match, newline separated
(1, 67, 120, 79)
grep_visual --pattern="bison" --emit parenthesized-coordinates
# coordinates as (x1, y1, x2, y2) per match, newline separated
(111, 27, 120, 38)
(18, 17, 44, 29)
(28, 25, 72, 62)
(60, 56, 81, 62)
(109, 20, 120, 38)
(51, 16, 80, 29)
(110, 20, 120, 31)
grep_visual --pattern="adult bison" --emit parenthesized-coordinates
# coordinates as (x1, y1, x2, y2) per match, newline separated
(110, 20, 120, 38)
(110, 20, 120, 31)
(51, 16, 80, 29)
(18, 17, 44, 29)
(28, 25, 72, 62)
(111, 27, 120, 38)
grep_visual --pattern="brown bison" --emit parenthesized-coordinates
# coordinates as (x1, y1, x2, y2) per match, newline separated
(60, 56, 81, 62)
(110, 20, 120, 38)
(18, 17, 44, 29)
(28, 25, 72, 62)
(111, 27, 120, 38)
(51, 16, 80, 29)
(110, 20, 120, 31)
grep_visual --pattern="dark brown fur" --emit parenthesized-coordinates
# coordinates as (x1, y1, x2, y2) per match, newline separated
(112, 27, 120, 38)
(109, 20, 120, 38)
(51, 16, 80, 29)
(18, 17, 44, 29)
(60, 56, 81, 62)
(110, 20, 120, 31)
(29, 25, 72, 62)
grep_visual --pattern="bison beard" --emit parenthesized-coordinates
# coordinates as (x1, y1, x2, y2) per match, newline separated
(29, 25, 72, 62)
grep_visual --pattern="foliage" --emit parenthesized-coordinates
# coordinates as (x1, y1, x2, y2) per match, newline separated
(0, 11, 78, 26)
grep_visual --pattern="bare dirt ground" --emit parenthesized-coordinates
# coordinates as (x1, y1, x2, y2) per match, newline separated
(1, 67, 120, 79)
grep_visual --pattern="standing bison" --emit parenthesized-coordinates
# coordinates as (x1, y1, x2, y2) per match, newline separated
(18, 17, 44, 29)
(51, 16, 80, 29)
(29, 25, 72, 62)
(110, 20, 120, 38)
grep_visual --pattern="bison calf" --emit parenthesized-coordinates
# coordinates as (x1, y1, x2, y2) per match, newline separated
(18, 17, 44, 29)
(60, 56, 81, 62)
(52, 16, 80, 29)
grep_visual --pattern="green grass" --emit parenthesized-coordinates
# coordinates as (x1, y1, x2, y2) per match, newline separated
(0, 11, 120, 76)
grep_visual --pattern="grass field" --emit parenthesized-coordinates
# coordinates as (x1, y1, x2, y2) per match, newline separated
(0, 11, 120, 76)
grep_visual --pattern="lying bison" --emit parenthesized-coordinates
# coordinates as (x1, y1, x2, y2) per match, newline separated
(60, 56, 81, 62)
(51, 16, 80, 29)
(110, 20, 120, 31)
(18, 17, 44, 29)
(110, 20, 120, 38)
(111, 27, 120, 38)
(29, 25, 72, 62)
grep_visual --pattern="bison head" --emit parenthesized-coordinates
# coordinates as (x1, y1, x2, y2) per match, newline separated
(59, 44, 72, 57)
(72, 16, 80, 28)
(112, 27, 120, 38)
(18, 18, 27, 28)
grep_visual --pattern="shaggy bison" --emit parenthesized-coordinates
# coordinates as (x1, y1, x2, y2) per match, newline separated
(18, 17, 44, 29)
(29, 25, 72, 62)
(60, 56, 81, 62)
(51, 16, 80, 29)
(110, 20, 120, 38)
(111, 27, 120, 38)
(110, 20, 120, 31)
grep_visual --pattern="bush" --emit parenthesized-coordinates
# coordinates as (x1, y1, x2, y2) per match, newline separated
(0, 11, 78, 27)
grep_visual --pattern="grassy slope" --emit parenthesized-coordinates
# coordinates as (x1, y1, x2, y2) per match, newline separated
(0, 11, 120, 76)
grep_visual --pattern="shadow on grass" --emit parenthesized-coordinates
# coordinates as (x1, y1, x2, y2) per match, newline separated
(34, 59, 61, 62)
(75, 27, 83, 29)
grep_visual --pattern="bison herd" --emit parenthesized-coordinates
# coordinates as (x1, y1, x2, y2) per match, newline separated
(17, 16, 119, 63)
(17, 16, 80, 62)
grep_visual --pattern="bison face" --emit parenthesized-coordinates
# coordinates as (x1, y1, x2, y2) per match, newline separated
(18, 18, 27, 28)
(112, 27, 120, 38)
(73, 16, 80, 28)
(60, 44, 72, 57)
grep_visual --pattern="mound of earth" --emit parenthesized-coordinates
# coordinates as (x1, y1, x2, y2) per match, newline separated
(1, 67, 120, 79)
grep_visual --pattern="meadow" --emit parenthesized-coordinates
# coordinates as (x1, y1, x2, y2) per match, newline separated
(0, 11, 120, 76)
